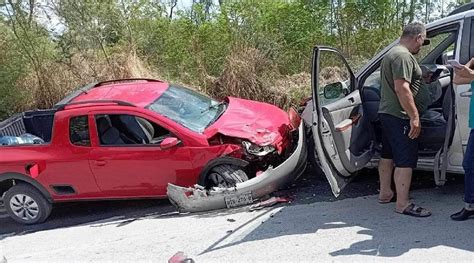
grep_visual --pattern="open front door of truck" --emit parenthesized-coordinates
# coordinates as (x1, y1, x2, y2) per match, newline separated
(310, 46, 375, 197)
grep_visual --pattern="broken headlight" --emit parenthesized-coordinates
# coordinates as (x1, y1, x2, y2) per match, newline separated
(242, 141, 275, 156)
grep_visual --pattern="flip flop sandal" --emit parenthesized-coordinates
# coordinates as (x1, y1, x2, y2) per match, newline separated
(396, 203, 431, 217)
(378, 193, 397, 204)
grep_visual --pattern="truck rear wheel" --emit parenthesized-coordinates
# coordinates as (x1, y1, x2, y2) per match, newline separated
(4, 184, 52, 225)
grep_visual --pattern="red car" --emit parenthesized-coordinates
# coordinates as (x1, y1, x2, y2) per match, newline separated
(0, 79, 306, 224)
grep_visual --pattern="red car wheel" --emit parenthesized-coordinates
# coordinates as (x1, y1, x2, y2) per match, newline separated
(4, 184, 52, 225)
(205, 164, 249, 189)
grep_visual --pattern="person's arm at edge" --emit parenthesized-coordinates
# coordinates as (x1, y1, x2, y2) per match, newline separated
(394, 79, 421, 139)
(466, 57, 474, 69)
(454, 74, 474, 85)
(454, 63, 474, 85)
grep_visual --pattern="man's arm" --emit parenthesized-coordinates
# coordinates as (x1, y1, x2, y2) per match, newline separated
(454, 59, 474, 85)
(466, 57, 474, 69)
(394, 79, 421, 139)
(454, 74, 474, 85)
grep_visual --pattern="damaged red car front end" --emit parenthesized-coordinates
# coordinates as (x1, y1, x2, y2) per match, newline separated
(167, 96, 307, 212)
(204, 97, 299, 170)
(205, 97, 293, 151)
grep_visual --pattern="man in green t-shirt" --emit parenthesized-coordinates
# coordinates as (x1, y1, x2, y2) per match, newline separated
(378, 22, 432, 217)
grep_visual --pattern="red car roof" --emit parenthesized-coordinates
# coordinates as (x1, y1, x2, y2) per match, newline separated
(72, 81, 169, 108)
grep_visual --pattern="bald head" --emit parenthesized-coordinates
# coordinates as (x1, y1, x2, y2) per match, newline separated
(401, 22, 426, 38)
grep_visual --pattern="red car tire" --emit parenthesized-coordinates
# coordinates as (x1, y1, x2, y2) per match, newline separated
(206, 164, 249, 188)
(4, 184, 52, 225)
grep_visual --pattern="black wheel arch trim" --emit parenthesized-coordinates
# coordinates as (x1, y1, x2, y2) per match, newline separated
(0, 172, 53, 202)
(197, 156, 249, 186)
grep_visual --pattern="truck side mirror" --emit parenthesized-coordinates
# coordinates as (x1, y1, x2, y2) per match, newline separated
(323, 82, 344, 99)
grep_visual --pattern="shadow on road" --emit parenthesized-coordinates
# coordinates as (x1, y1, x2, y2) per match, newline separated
(0, 199, 175, 239)
(197, 171, 469, 258)
(0, 165, 324, 237)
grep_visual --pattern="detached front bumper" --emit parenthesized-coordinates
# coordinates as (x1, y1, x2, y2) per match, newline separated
(167, 122, 308, 213)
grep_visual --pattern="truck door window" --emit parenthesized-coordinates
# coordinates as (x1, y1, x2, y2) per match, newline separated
(318, 51, 352, 106)
(417, 31, 457, 64)
(358, 34, 455, 108)
(70, 116, 91, 146)
(95, 114, 171, 146)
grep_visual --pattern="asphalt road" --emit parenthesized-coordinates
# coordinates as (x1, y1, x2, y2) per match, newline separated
(0, 166, 384, 233)
(0, 166, 468, 262)
(0, 201, 5, 220)
(0, 166, 462, 233)
(0, 167, 463, 235)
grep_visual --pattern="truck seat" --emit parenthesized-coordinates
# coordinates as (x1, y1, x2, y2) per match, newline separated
(361, 84, 449, 154)
(96, 116, 125, 145)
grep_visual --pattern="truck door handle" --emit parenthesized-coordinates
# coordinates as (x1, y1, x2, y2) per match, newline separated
(461, 91, 472, 98)
(94, 160, 107, 166)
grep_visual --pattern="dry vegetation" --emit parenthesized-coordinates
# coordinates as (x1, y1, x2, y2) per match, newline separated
(15, 45, 311, 113)
(210, 46, 311, 109)
(15, 49, 157, 112)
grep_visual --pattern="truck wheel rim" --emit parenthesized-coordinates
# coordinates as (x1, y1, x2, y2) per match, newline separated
(9, 194, 39, 221)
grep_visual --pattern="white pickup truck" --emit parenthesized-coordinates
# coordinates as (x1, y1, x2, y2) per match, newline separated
(301, 3, 474, 196)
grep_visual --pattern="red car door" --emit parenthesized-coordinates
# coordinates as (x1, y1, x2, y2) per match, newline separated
(88, 112, 196, 198)
(28, 113, 103, 200)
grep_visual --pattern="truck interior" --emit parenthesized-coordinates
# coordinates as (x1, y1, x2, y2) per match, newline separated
(303, 21, 464, 196)
(359, 27, 458, 158)
(361, 67, 452, 157)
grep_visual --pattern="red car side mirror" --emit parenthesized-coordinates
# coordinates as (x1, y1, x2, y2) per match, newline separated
(160, 137, 180, 150)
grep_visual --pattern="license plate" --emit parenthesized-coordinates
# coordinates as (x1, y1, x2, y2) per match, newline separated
(224, 192, 253, 208)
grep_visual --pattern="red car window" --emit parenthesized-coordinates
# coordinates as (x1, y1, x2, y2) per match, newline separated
(94, 114, 172, 146)
(69, 115, 91, 147)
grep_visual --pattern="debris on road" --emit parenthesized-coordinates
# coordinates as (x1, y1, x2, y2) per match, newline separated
(168, 251, 194, 263)
(248, 196, 291, 211)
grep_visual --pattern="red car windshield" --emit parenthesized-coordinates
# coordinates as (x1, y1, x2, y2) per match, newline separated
(148, 86, 227, 133)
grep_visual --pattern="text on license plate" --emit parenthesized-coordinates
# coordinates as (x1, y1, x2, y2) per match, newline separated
(224, 192, 253, 208)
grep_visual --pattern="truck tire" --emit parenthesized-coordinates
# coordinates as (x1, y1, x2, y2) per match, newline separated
(205, 164, 249, 189)
(4, 184, 52, 225)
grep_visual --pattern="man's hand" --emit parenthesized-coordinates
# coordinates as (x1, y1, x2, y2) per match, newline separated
(454, 65, 474, 79)
(409, 117, 421, 139)
(466, 57, 474, 69)
(422, 72, 433, 84)
(394, 79, 421, 139)
(453, 61, 474, 85)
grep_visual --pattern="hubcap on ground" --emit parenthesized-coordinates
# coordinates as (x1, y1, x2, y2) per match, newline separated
(9, 194, 39, 221)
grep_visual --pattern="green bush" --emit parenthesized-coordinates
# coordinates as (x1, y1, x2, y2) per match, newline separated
(0, 0, 466, 121)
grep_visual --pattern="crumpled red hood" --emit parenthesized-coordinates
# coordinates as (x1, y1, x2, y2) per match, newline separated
(204, 97, 291, 149)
